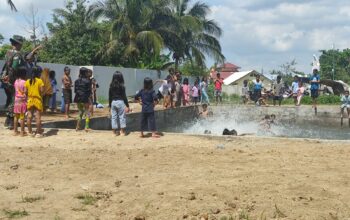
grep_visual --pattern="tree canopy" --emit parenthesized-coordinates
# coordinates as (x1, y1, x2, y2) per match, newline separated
(34, 0, 224, 72)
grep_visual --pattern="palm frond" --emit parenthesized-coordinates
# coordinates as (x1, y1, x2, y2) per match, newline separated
(7, 0, 17, 12)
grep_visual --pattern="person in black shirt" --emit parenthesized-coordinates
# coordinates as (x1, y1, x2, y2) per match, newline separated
(135, 77, 160, 138)
(74, 67, 92, 131)
(109, 71, 129, 136)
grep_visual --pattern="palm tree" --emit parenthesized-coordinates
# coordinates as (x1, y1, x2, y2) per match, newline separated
(166, 0, 225, 70)
(91, 0, 166, 67)
(7, 0, 17, 11)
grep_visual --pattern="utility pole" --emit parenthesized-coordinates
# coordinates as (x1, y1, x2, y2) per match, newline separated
(332, 43, 335, 80)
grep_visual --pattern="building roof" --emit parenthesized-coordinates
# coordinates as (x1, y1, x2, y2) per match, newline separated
(218, 62, 240, 70)
(223, 70, 273, 85)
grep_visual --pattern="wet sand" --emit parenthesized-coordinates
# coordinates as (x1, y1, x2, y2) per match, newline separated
(0, 127, 349, 220)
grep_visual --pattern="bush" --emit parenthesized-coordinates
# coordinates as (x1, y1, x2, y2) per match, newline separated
(280, 95, 340, 105)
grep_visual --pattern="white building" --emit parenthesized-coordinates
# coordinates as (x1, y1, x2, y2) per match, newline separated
(222, 70, 274, 95)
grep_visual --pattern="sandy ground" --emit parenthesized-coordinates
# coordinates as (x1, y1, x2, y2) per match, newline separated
(0, 126, 350, 220)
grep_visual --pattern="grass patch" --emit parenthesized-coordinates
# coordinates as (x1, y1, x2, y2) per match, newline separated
(2, 209, 29, 219)
(2, 184, 18, 190)
(21, 195, 45, 203)
(75, 193, 97, 205)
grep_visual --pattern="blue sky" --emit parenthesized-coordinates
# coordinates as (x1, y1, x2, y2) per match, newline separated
(1, 0, 349, 73)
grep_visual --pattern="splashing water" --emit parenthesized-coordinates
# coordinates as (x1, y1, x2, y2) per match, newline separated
(174, 106, 350, 140)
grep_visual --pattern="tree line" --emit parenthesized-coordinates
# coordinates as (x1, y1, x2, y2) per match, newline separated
(2, 0, 225, 75)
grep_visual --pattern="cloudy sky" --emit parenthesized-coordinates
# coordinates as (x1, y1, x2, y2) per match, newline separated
(1, 0, 349, 73)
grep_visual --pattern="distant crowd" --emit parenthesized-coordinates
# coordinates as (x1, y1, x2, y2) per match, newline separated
(1, 35, 350, 139)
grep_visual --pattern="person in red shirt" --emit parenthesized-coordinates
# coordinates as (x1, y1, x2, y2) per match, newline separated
(214, 73, 223, 104)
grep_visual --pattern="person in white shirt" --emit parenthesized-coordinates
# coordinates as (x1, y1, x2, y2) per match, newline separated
(340, 90, 350, 127)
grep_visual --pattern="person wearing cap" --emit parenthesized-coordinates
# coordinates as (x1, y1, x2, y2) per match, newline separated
(1, 35, 26, 129)
(62, 66, 73, 118)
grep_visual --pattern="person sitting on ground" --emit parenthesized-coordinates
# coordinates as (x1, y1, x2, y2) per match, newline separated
(223, 128, 237, 136)
(198, 103, 209, 118)
(340, 90, 350, 127)
(74, 67, 92, 131)
(135, 77, 160, 138)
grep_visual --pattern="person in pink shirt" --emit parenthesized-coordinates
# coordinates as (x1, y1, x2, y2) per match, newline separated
(182, 78, 190, 106)
(191, 80, 200, 105)
(214, 72, 223, 104)
(13, 67, 27, 136)
(296, 80, 305, 106)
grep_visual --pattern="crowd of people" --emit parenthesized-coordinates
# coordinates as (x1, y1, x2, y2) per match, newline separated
(1, 34, 350, 139)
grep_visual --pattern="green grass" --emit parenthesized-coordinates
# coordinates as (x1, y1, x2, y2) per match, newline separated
(75, 193, 97, 205)
(2, 209, 29, 219)
(21, 195, 45, 203)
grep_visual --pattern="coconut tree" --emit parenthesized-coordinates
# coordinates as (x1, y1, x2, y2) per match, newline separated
(7, 0, 17, 11)
(91, 0, 166, 67)
(167, 0, 225, 70)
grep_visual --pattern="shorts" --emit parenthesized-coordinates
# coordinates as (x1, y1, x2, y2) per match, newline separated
(63, 89, 72, 104)
(214, 89, 222, 97)
(15, 113, 25, 120)
(192, 97, 199, 102)
(311, 90, 319, 98)
(341, 104, 350, 110)
(273, 96, 282, 101)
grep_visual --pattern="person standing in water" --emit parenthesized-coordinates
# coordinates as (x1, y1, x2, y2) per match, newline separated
(310, 69, 320, 114)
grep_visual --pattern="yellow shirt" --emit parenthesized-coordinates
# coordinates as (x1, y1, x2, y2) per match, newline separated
(25, 78, 44, 111)
(25, 78, 44, 100)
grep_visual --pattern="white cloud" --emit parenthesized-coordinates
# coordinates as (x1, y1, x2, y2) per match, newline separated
(1, 0, 350, 73)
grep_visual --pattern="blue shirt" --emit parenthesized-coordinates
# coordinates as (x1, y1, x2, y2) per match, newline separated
(310, 74, 320, 90)
(135, 89, 158, 113)
(254, 80, 263, 90)
(292, 81, 299, 94)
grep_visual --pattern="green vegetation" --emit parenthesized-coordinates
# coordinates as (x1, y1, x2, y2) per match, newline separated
(2, 209, 29, 219)
(75, 193, 98, 205)
(1, 0, 224, 75)
(21, 195, 45, 203)
(320, 49, 350, 83)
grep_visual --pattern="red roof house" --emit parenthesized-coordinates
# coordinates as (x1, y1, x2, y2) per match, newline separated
(210, 62, 241, 79)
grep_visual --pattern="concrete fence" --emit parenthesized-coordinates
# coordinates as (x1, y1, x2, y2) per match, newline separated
(0, 60, 196, 106)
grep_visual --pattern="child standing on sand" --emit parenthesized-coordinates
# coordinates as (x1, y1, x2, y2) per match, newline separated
(135, 77, 160, 138)
(13, 67, 27, 136)
(25, 67, 44, 137)
(74, 67, 92, 131)
(241, 80, 249, 104)
(109, 71, 130, 136)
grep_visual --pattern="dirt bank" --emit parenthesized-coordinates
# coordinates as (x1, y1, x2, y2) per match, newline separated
(0, 129, 349, 220)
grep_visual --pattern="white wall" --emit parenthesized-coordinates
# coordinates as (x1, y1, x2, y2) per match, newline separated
(0, 61, 195, 106)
